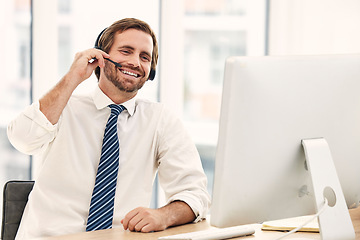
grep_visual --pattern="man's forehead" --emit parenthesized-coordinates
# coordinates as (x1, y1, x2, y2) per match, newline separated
(113, 29, 153, 53)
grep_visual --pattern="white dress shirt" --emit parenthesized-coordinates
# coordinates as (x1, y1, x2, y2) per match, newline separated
(7, 85, 210, 240)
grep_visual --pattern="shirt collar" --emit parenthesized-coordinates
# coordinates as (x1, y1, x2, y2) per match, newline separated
(92, 84, 136, 116)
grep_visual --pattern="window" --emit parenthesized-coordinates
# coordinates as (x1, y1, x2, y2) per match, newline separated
(160, 0, 267, 198)
(0, 0, 32, 219)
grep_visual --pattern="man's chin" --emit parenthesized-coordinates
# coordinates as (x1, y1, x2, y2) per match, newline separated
(109, 77, 146, 93)
(115, 82, 140, 93)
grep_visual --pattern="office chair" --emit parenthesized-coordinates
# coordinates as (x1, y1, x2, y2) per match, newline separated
(1, 181, 34, 240)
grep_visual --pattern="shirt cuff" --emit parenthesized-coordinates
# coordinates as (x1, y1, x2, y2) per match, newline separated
(24, 101, 58, 132)
(167, 193, 206, 223)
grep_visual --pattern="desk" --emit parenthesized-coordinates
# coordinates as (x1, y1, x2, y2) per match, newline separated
(34, 207, 360, 240)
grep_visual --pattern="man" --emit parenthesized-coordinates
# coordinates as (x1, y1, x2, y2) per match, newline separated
(7, 18, 210, 239)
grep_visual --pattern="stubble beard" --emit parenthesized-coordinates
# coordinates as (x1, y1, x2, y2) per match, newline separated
(104, 61, 146, 93)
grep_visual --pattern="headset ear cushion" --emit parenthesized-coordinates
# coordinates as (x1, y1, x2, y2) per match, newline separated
(148, 69, 156, 80)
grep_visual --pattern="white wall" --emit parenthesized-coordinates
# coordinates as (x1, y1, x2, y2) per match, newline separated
(269, 0, 360, 55)
(32, 0, 58, 102)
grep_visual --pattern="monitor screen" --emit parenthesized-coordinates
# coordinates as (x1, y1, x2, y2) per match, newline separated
(211, 54, 360, 229)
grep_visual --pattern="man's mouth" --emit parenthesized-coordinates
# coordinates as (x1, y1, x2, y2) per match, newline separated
(121, 70, 139, 78)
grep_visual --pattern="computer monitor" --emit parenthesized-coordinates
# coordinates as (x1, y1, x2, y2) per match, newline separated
(211, 54, 360, 237)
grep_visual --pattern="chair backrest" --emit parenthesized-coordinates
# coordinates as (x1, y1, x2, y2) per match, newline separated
(1, 181, 34, 240)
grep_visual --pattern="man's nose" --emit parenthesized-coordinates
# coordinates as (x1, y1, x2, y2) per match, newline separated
(127, 54, 141, 68)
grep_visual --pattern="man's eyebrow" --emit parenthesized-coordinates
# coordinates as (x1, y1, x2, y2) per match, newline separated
(118, 45, 134, 51)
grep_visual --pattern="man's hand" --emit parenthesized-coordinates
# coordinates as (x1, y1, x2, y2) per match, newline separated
(39, 48, 109, 124)
(121, 201, 196, 233)
(121, 207, 168, 233)
(67, 48, 109, 85)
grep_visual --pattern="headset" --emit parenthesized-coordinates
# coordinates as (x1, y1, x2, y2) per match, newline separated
(94, 28, 156, 81)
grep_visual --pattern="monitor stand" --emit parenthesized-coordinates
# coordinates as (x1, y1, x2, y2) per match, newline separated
(302, 138, 355, 240)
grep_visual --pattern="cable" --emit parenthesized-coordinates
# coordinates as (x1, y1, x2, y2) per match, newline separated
(273, 198, 329, 240)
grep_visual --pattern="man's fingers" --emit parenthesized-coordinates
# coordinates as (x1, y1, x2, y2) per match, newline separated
(139, 223, 152, 233)
(122, 207, 167, 233)
(91, 50, 109, 68)
(127, 214, 142, 231)
(133, 219, 148, 232)
(122, 208, 141, 230)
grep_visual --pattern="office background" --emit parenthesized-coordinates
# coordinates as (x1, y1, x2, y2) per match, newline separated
(1, 0, 360, 222)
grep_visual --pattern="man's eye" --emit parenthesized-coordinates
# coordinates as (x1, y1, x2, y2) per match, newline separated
(141, 56, 151, 62)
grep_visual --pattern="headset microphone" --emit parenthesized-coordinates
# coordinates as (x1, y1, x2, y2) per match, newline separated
(105, 58, 122, 69)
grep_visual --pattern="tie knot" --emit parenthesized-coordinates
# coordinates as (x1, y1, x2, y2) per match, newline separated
(109, 104, 125, 116)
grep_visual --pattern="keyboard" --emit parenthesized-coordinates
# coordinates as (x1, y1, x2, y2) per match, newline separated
(158, 225, 255, 240)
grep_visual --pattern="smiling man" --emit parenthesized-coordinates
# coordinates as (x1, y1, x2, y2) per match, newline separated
(99, 28, 152, 96)
(7, 18, 210, 239)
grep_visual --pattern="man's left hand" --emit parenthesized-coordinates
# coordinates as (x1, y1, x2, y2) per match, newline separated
(121, 201, 196, 233)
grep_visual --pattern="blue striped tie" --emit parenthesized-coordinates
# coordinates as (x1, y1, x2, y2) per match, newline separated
(86, 104, 125, 231)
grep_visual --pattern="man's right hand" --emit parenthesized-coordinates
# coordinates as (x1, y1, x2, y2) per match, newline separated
(39, 48, 109, 125)
(67, 48, 110, 85)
